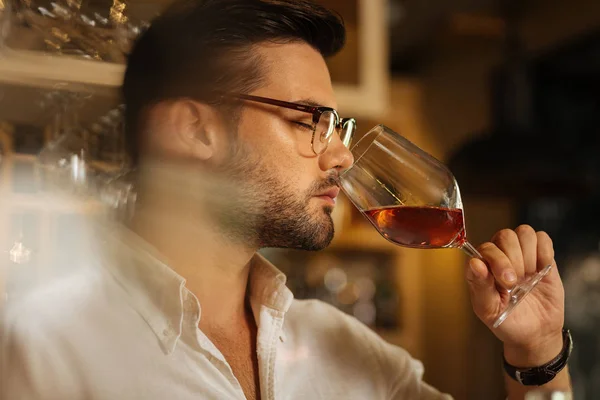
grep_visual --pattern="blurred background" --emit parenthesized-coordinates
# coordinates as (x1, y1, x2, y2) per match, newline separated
(0, 0, 599, 398)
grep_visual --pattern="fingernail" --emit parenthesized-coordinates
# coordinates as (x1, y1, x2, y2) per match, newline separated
(503, 270, 517, 284)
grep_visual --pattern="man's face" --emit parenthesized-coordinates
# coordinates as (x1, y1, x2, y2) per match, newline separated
(217, 42, 354, 251)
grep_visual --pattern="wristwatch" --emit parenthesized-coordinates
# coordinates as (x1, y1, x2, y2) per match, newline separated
(503, 329, 573, 386)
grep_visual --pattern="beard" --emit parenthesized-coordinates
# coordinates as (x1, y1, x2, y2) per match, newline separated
(212, 144, 338, 251)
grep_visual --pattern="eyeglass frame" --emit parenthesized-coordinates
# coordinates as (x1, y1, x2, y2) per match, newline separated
(217, 92, 356, 154)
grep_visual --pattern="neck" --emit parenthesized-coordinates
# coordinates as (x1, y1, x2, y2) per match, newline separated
(130, 164, 258, 331)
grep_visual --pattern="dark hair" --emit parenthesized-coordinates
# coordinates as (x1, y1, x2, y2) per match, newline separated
(122, 0, 346, 166)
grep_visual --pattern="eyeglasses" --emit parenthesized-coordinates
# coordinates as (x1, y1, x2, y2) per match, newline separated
(219, 93, 356, 155)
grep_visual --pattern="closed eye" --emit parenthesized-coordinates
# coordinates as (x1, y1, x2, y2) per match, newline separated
(293, 121, 314, 131)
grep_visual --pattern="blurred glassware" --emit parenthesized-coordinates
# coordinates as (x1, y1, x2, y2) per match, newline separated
(88, 104, 136, 221)
(97, 104, 128, 168)
(36, 90, 137, 222)
(0, 0, 11, 53)
(99, 169, 137, 222)
(37, 89, 93, 194)
(7, 0, 148, 62)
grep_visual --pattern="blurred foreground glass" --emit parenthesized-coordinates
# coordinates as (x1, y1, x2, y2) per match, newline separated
(338, 125, 552, 328)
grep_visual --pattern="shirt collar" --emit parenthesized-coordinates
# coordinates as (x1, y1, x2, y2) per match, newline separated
(249, 253, 294, 314)
(100, 225, 293, 354)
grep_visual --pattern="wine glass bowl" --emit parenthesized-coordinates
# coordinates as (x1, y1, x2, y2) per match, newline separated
(341, 125, 465, 250)
(339, 125, 552, 328)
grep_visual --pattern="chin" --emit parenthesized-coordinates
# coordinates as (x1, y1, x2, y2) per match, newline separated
(311, 218, 335, 250)
(302, 234, 334, 251)
(323, 204, 334, 215)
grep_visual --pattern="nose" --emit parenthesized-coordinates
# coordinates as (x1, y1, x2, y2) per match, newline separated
(318, 130, 354, 173)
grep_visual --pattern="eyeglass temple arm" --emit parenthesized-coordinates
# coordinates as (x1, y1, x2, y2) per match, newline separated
(219, 92, 321, 114)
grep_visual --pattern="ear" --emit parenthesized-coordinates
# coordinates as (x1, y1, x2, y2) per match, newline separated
(144, 99, 228, 163)
(171, 100, 222, 161)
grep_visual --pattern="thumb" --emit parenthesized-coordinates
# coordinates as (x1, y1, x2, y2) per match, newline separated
(466, 258, 500, 322)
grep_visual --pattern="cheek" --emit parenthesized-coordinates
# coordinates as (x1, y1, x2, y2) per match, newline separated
(236, 109, 320, 195)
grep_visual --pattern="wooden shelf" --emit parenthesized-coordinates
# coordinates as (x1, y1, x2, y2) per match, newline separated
(0, 6, 389, 117)
(0, 49, 124, 92)
(1, 193, 104, 214)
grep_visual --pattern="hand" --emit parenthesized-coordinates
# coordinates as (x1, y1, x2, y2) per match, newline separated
(466, 225, 565, 364)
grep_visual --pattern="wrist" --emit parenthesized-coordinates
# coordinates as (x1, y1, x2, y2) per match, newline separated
(503, 332, 564, 367)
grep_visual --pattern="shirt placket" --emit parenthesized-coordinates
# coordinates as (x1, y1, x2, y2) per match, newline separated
(196, 330, 247, 399)
(256, 306, 285, 400)
(183, 291, 247, 399)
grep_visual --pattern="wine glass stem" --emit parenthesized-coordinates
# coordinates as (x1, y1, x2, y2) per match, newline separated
(461, 241, 483, 260)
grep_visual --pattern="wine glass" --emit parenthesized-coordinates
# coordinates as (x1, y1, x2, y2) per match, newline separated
(37, 90, 93, 195)
(338, 125, 552, 328)
(91, 105, 137, 221)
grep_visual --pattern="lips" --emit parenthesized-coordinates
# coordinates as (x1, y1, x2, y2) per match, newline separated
(315, 187, 340, 201)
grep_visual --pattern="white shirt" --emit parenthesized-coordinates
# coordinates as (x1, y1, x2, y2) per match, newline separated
(1, 229, 451, 400)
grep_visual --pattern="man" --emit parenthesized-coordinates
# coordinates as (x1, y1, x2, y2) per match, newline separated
(2, 0, 571, 399)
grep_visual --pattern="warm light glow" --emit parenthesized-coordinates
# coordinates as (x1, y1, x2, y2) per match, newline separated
(324, 268, 347, 293)
(109, 0, 128, 24)
(8, 240, 32, 265)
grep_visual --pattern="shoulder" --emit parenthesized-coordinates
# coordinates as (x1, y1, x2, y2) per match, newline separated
(284, 299, 450, 398)
(1, 265, 127, 370)
(1, 267, 114, 399)
(286, 298, 371, 337)
(4, 266, 110, 336)
(286, 298, 421, 371)
(287, 298, 394, 347)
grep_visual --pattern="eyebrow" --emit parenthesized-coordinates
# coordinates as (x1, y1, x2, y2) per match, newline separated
(292, 98, 331, 108)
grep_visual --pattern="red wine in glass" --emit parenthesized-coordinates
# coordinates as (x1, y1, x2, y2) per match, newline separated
(364, 206, 466, 249)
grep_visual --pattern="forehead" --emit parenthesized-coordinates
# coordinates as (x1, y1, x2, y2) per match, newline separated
(253, 42, 337, 109)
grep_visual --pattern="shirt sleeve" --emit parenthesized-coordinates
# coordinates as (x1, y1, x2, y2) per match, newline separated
(379, 343, 453, 400)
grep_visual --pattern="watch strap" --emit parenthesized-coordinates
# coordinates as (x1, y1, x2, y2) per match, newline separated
(503, 329, 573, 386)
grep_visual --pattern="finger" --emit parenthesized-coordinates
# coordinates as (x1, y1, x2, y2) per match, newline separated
(492, 229, 525, 279)
(478, 242, 517, 289)
(515, 224, 538, 276)
(536, 231, 555, 272)
(465, 258, 498, 321)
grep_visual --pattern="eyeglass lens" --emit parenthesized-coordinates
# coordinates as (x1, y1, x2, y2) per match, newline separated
(312, 110, 336, 154)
